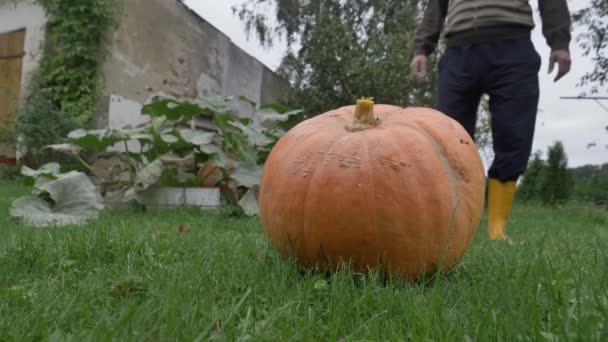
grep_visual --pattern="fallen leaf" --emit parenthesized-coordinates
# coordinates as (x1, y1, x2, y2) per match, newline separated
(114, 280, 146, 298)
(10, 172, 104, 227)
(177, 224, 191, 233)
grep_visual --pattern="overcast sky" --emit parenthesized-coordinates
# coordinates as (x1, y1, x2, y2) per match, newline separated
(185, 0, 607, 167)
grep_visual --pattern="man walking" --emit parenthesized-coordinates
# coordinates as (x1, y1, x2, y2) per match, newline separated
(410, 0, 572, 240)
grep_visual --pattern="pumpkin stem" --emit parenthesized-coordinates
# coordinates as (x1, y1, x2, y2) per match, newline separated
(347, 97, 380, 132)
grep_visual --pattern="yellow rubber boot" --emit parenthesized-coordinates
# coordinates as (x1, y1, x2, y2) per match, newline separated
(488, 178, 517, 240)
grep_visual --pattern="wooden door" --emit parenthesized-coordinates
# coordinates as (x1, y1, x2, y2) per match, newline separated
(0, 29, 25, 164)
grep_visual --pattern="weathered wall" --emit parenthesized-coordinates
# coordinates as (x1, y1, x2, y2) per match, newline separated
(102, 0, 290, 130)
(0, 0, 290, 131)
(0, 0, 46, 99)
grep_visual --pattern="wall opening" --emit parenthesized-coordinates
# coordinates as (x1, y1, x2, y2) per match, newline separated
(0, 28, 25, 165)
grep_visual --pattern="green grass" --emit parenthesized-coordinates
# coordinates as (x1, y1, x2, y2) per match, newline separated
(1, 180, 607, 341)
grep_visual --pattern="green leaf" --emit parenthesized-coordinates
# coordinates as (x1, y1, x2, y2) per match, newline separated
(254, 108, 303, 127)
(117, 127, 151, 141)
(213, 113, 234, 130)
(67, 128, 123, 152)
(228, 121, 274, 147)
(198, 143, 223, 156)
(21, 162, 62, 178)
(142, 96, 231, 120)
(128, 132, 154, 143)
(45, 143, 82, 154)
(133, 153, 196, 191)
(142, 99, 206, 119)
(21, 163, 63, 188)
(198, 144, 231, 169)
(238, 96, 257, 109)
(213, 152, 232, 170)
(193, 96, 232, 113)
(66, 128, 88, 139)
(236, 143, 260, 164)
(32, 176, 57, 195)
(238, 187, 259, 216)
(133, 159, 163, 192)
(9, 172, 104, 228)
(160, 133, 179, 144)
(230, 162, 263, 188)
(239, 117, 253, 126)
(270, 127, 286, 137)
(152, 116, 175, 135)
(178, 129, 216, 145)
(258, 103, 294, 114)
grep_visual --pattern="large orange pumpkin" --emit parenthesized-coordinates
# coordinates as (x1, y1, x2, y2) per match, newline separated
(259, 99, 486, 280)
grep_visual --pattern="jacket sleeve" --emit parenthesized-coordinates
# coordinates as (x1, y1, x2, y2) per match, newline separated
(538, 0, 572, 51)
(413, 0, 449, 56)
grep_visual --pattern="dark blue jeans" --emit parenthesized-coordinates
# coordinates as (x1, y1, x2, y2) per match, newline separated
(437, 36, 541, 182)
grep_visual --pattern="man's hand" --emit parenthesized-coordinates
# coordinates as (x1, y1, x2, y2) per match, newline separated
(548, 50, 571, 82)
(410, 54, 428, 82)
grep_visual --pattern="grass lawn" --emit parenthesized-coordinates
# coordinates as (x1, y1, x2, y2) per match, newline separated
(1, 180, 607, 341)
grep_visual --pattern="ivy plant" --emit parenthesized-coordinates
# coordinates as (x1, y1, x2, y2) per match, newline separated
(1, 1, 120, 166)
(35, 0, 119, 124)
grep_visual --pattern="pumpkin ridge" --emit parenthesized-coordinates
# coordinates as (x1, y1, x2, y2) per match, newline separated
(372, 125, 427, 273)
(381, 117, 425, 135)
(267, 124, 344, 260)
(415, 125, 461, 269)
(380, 122, 457, 274)
(303, 130, 352, 268)
(377, 108, 408, 123)
(362, 131, 381, 269)
(414, 126, 460, 207)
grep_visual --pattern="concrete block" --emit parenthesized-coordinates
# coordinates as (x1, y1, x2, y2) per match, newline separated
(136, 187, 219, 209)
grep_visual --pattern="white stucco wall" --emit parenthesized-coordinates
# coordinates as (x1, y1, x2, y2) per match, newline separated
(101, 0, 289, 132)
(0, 0, 46, 98)
(0, 0, 289, 136)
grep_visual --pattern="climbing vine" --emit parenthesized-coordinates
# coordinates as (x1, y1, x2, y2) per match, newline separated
(0, 0, 121, 165)
(34, 0, 120, 124)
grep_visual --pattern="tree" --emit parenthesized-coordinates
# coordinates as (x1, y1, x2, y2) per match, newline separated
(571, 163, 608, 206)
(573, 1, 608, 153)
(574, 0, 608, 93)
(233, 0, 437, 116)
(517, 150, 545, 202)
(575, 164, 608, 206)
(539, 141, 574, 205)
(574, 167, 608, 206)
